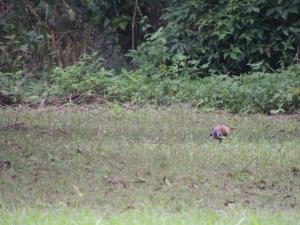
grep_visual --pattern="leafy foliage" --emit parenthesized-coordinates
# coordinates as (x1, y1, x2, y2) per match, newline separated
(188, 69, 300, 113)
(107, 65, 300, 113)
(0, 0, 166, 72)
(0, 0, 87, 72)
(1, 0, 300, 75)
(1, 0, 300, 113)
(126, 28, 200, 79)
(50, 55, 114, 97)
(161, 0, 300, 74)
(3, 57, 299, 113)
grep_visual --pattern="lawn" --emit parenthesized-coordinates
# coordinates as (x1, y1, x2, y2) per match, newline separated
(0, 105, 299, 224)
(1, 207, 300, 225)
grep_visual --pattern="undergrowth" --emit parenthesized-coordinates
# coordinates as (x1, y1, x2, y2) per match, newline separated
(0, 56, 299, 113)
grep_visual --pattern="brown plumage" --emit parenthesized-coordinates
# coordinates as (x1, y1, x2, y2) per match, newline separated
(209, 124, 231, 141)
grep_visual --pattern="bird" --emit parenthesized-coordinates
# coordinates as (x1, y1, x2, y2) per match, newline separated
(209, 124, 231, 142)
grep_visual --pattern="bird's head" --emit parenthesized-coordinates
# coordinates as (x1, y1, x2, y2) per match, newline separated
(210, 129, 223, 140)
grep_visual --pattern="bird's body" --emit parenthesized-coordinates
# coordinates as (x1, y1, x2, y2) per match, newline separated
(210, 124, 231, 141)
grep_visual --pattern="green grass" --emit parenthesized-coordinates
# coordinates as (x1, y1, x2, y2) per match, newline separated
(0, 105, 299, 224)
(1, 207, 300, 225)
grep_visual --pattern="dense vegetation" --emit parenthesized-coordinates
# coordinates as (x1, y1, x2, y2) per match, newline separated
(1, 0, 300, 112)
(1, 55, 299, 113)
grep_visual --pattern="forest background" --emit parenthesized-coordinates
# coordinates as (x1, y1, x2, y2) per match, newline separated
(1, 0, 300, 113)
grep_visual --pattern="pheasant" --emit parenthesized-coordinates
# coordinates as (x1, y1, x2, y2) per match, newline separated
(210, 124, 231, 142)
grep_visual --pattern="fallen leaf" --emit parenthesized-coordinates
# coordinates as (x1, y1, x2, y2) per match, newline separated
(163, 176, 172, 187)
(73, 185, 84, 197)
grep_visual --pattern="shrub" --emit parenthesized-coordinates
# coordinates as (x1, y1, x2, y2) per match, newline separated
(105, 64, 300, 113)
(126, 28, 200, 79)
(49, 55, 114, 97)
(188, 68, 300, 113)
(161, 0, 300, 74)
(0, 71, 21, 104)
(1, 54, 299, 113)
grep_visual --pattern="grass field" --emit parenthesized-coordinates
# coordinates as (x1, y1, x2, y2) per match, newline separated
(1, 207, 300, 225)
(0, 105, 299, 224)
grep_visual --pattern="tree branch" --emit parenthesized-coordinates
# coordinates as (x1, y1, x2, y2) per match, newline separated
(131, 0, 143, 50)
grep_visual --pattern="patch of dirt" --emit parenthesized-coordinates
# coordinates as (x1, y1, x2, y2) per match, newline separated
(267, 114, 300, 121)
(0, 160, 12, 171)
(0, 123, 28, 131)
(103, 175, 129, 189)
(0, 122, 68, 136)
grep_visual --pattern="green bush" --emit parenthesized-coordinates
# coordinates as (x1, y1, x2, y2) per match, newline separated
(49, 55, 114, 97)
(1, 54, 299, 113)
(101, 64, 300, 113)
(126, 28, 200, 79)
(0, 71, 23, 104)
(187, 68, 300, 113)
(161, 0, 300, 74)
(119, 65, 300, 113)
(0, 70, 50, 104)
